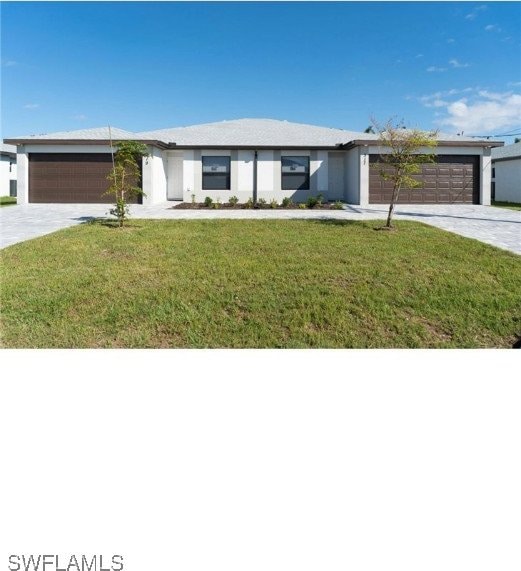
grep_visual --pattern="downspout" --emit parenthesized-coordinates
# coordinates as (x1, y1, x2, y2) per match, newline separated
(253, 150, 258, 206)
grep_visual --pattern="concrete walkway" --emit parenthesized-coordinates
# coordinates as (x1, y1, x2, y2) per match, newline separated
(1, 202, 520, 254)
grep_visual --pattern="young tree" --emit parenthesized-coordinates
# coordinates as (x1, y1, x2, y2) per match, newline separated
(372, 119, 438, 228)
(104, 141, 149, 227)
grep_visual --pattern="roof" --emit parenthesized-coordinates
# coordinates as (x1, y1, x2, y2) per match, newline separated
(136, 118, 367, 147)
(0, 143, 17, 156)
(491, 142, 521, 160)
(4, 126, 137, 142)
(3, 118, 504, 148)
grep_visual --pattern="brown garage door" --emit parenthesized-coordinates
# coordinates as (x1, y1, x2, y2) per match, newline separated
(369, 155, 479, 204)
(29, 153, 142, 203)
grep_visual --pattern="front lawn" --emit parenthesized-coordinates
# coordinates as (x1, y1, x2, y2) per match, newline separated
(492, 200, 521, 211)
(1, 219, 520, 348)
(0, 196, 17, 207)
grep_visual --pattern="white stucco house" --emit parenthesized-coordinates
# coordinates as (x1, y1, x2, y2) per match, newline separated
(3, 118, 501, 206)
(0, 143, 17, 197)
(491, 142, 521, 204)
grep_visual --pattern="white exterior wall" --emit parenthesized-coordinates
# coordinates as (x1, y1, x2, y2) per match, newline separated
(316, 151, 328, 193)
(0, 155, 16, 196)
(142, 146, 167, 205)
(182, 150, 195, 197)
(16, 147, 29, 204)
(494, 159, 521, 203)
(480, 148, 492, 206)
(238, 150, 254, 193)
(257, 150, 274, 196)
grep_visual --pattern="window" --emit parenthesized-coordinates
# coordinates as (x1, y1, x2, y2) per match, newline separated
(492, 167, 495, 179)
(281, 156, 309, 190)
(202, 156, 230, 190)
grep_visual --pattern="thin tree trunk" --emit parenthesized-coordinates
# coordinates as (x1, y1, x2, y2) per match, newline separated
(386, 183, 401, 228)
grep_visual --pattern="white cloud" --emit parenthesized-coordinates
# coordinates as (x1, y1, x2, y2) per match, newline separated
(415, 53, 424, 58)
(508, 81, 521, 87)
(485, 24, 501, 32)
(2, 60, 17, 67)
(447, 38, 455, 44)
(465, 5, 487, 20)
(23, 103, 40, 109)
(426, 66, 447, 72)
(436, 91, 521, 133)
(73, 114, 87, 121)
(449, 59, 470, 68)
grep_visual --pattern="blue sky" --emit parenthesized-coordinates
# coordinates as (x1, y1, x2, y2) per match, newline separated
(1, 2, 520, 141)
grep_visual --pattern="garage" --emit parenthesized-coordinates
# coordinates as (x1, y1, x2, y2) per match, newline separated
(29, 153, 142, 203)
(369, 155, 480, 204)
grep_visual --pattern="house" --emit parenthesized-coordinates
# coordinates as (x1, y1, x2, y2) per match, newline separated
(0, 143, 17, 197)
(491, 142, 521, 204)
(3, 118, 502, 206)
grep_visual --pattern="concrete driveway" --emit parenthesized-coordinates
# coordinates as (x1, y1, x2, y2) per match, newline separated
(1, 202, 520, 255)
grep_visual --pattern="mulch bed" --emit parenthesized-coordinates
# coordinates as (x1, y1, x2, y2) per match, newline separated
(172, 202, 343, 210)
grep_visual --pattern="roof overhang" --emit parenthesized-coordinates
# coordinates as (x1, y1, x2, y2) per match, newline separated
(165, 144, 345, 150)
(340, 139, 505, 150)
(492, 155, 521, 163)
(3, 139, 170, 149)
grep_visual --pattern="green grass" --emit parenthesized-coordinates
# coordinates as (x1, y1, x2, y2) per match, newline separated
(0, 196, 17, 207)
(1, 219, 520, 348)
(492, 200, 521, 211)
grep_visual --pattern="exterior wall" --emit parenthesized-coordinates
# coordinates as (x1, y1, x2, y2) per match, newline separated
(16, 147, 29, 204)
(494, 158, 521, 203)
(480, 148, 492, 206)
(238, 150, 254, 192)
(142, 146, 167, 205)
(328, 152, 345, 201)
(0, 154, 16, 196)
(182, 149, 334, 203)
(344, 147, 362, 204)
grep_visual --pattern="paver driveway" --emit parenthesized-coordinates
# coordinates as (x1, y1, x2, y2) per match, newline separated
(1, 202, 520, 254)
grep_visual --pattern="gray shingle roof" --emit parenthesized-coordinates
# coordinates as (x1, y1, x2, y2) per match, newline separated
(491, 142, 521, 160)
(6, 126, 137, 141)
(137, 118, 367, 147)
(4, 119, 502, 147)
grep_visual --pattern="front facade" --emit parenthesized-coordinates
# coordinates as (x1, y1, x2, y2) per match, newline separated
(0, 143, 17, 197)
(491, 142, 521, 204)
(4, 119, 501, 206)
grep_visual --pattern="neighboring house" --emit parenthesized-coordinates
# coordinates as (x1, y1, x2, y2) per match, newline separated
(491, 142, 521, 204)
(0, 143, 17, 197)
(3, 118, 501, 206)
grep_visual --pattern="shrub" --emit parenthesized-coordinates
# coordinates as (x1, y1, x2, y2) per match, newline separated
(204, 196, 213, 207)
(306, 196, 319, 208)
(229, 196, 239, 206)
(270, 199, 278, 209)
(212, 197, 222, 209)
(245, 197, 254, 209)
(191, 193, 196, 205)
(281, 197, 293, 208)
(298, 203, 307, 209)
(317, 193, 325, 205)
(332, 201, 344, 210)
(257, 198, 267, 207)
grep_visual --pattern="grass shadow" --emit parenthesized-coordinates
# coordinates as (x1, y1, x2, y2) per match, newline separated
(76, 217, 144, 230)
